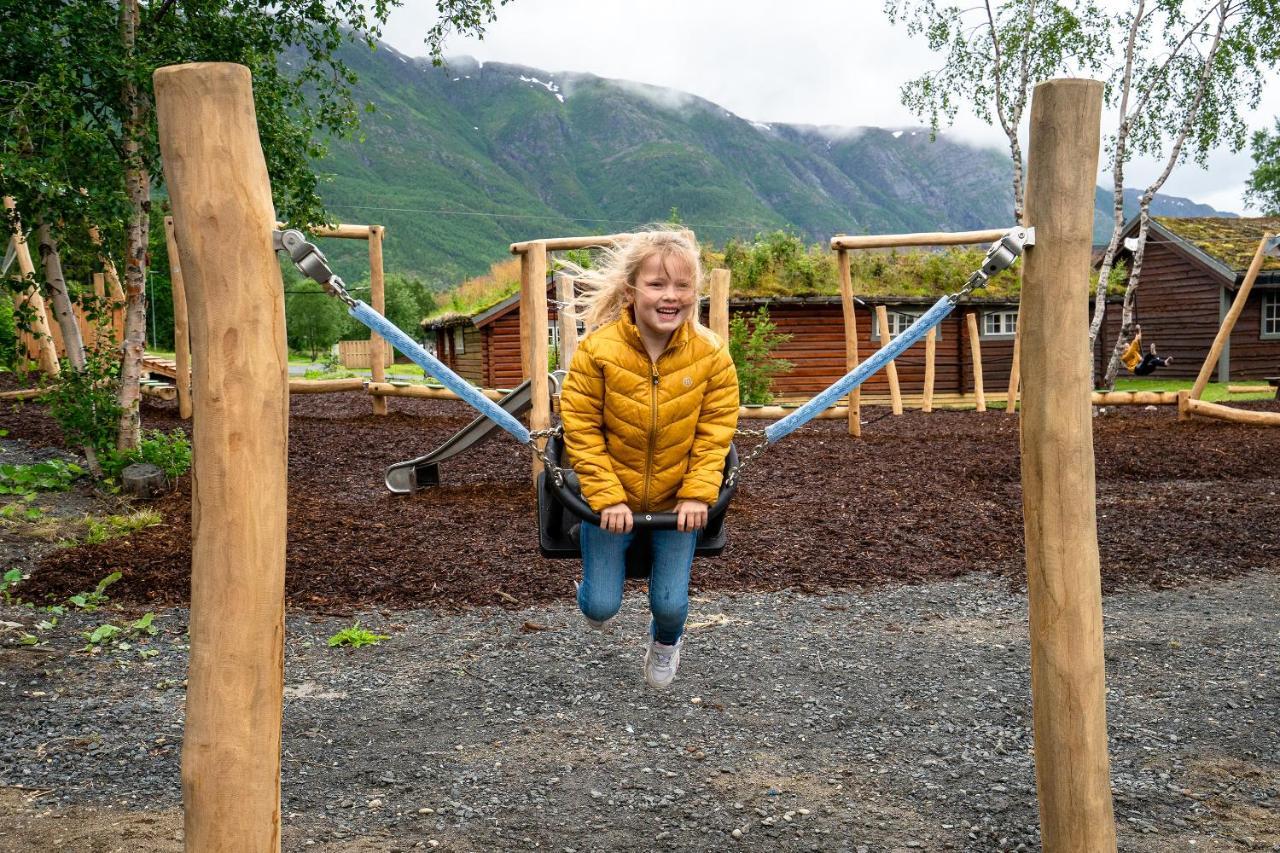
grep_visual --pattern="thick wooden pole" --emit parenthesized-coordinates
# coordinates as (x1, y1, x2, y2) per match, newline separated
(836, 249, 861, 436)
(164, 217, 193, 419)
(3, 198, 60, 376)
(922, 327, 937, 413)
(155, 62, 288, 853)
(518, 251, 535, 380)
(369, 225, 388, 415)
(555, 273, 579, 370)
(1006, 310, 1022, 414)
(965, 312, 986, 412)
(709, 268, 730, 342)
(523, 243, 550, 483)
(1020, 77, 1114, 853)
(1190, 232, 1272, 400)
(874, 305, 903, 415)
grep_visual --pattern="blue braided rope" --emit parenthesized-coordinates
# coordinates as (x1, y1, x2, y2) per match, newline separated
(764, 295, 956, 443)
(348, 301, 532, 444)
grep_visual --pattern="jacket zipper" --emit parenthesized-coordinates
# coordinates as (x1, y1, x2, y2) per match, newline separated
(642, 363, 659, 512)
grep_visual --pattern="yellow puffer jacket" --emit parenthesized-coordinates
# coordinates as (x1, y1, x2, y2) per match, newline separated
(560, 310, 739, 513)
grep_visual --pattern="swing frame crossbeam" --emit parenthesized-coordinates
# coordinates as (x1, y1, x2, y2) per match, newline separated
(157, 63, 1115, 853)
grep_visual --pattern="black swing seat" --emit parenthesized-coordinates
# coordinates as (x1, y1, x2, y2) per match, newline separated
(536, 434, 738, 574)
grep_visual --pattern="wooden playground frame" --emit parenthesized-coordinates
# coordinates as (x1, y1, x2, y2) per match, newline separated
(155, 65, 1113, 852)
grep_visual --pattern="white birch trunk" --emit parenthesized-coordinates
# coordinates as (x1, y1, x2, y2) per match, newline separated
(115, 0, 148, 451)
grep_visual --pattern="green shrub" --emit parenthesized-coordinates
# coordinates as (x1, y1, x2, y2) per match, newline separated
(101, 429, 192, 481)
(45, 343, 121, 456)
(728, 306, 793, 405)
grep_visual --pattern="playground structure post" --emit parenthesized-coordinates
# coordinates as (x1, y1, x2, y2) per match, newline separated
(709, 268, 730, 342)
(922, 327, 936, 413)
(154, 62, 288, 852)
(369, 224, 388, 415)
(1190, 232, 1273, 400)
(163, 216, 193, 419)
(874, 305, 903, 415)
(519, 242, 550, 482)
(1006, 316, 1022, 414)
(965, 312, 986, 412)
(3, 197, 61, 376)
(1020, 77, 1115, 852)
(87, 223, 127, 343)
(555, 273, 579, 369)
(836, 249, 861, 436)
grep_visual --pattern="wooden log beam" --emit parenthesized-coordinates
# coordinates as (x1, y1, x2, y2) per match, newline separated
(365, 382, 505, 402)
(1226, 384, 1270, 394)
(163, 217, 193, 419)
(922, 327, 937, 414)
(709, 268, 730, 342)
(1183, 395, 1280, 426)
(830, 227, 1010, 251)
(1019, 77, 1115, 853)
(369, 224, 388, 415)
(510, 232, 633, 254)
(836, 249, 861, 437)
(874, 305, 903, 415)
(289, 378, 366, 394)
(966, 312, 986, 413)
(273, 220, 371, 240)
(525, 241, 551, 484)
(155, 61, 288, 853)
(1191, 232, 1273, 400)
(555, 273, 579, 370)
(3, 198, 60, 376)
(0, 388, 45, 401)
(1090, 390, 1178, 405)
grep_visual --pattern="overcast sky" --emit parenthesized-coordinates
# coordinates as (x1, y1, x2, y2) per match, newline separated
(381, 0, 1280, 216)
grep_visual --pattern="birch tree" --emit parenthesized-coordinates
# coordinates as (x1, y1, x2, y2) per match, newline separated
(1245, 118, 1280, 215)
(1, 0, 514, 453)
(1096, 0, 1280, 389)
(885, 0, 1107, 225)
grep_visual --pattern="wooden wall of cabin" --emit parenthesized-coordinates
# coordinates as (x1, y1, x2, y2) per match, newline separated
(1093, 240, 1222, 380)
(1225, 290, 1280, 379)
(482, 302, 561, 390)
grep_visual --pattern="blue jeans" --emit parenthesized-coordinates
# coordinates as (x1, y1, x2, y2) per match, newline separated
(577, 523, 698, 645)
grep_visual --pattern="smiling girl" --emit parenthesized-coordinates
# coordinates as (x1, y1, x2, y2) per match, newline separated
(559, 229, 739, 688)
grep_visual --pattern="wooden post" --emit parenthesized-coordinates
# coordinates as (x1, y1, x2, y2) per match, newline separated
(1019, 77, 1114, 853)
(163, 217, 193, 419)
(87, 224, 126, 343)
(517, 250, 538, 380)
(90, 272, 106, 348)
(154, 61, 288, 853)
(369, 224, 388, 415)
(874, 305, 903, 415)
(3, 198, 60, 376)
(709, 268, 730, 342)
(1190, 232, 1273, 400)
(555, 273, 579, 370)
(1177, 389, 1192, 422)
(922, 327, 937, 413)
(836, 249, 861, 437)
(1006, 311, 1022, 414)
(524, 242, 550, 483)
(965, 312, 986, 412)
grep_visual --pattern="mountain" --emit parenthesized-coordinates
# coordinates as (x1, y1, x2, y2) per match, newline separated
(308, 42, 1235, 286)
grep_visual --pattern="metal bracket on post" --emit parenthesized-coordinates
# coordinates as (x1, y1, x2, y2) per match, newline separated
(272, 228, 356, 307)
(950, 226, 1035, 303)
(1264, 234, 1280, 259)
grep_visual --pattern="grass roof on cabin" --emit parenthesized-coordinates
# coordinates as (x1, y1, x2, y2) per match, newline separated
(422, 257, 521, 324)
(1155, 216, 1280, 273)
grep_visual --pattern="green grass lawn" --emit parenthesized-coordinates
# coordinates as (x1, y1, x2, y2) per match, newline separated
(1110, 377, 1275, 403)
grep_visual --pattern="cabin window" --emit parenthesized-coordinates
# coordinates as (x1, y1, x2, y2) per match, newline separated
(1263, 292, 1280, 339)
(453, 327, 465, 355)
(982, 310, 1018, 337)
(869, 309, 939, 341)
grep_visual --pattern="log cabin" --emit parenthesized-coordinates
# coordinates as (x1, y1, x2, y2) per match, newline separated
(422, 280, 1024, 399)
(1094, 215, 1280, 381)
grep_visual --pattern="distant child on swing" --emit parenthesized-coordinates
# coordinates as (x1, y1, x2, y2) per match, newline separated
(558, 229, 739, 689)
(1121, 324, 1174, 376)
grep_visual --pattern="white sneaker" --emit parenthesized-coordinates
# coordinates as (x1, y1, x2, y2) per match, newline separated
(574, 581, 614, 632)
(644, 637, 683, 689)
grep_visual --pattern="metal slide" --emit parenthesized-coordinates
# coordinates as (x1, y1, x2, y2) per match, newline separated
(384, 372, 563, 494)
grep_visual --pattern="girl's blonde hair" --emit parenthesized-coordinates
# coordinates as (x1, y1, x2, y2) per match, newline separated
(561, 227, 706, 336)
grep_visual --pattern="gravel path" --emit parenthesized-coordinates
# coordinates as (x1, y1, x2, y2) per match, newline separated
(3, 569, 1277, 852)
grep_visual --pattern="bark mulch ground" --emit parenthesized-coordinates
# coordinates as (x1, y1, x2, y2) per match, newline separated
(4, 383, 1278, 612)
